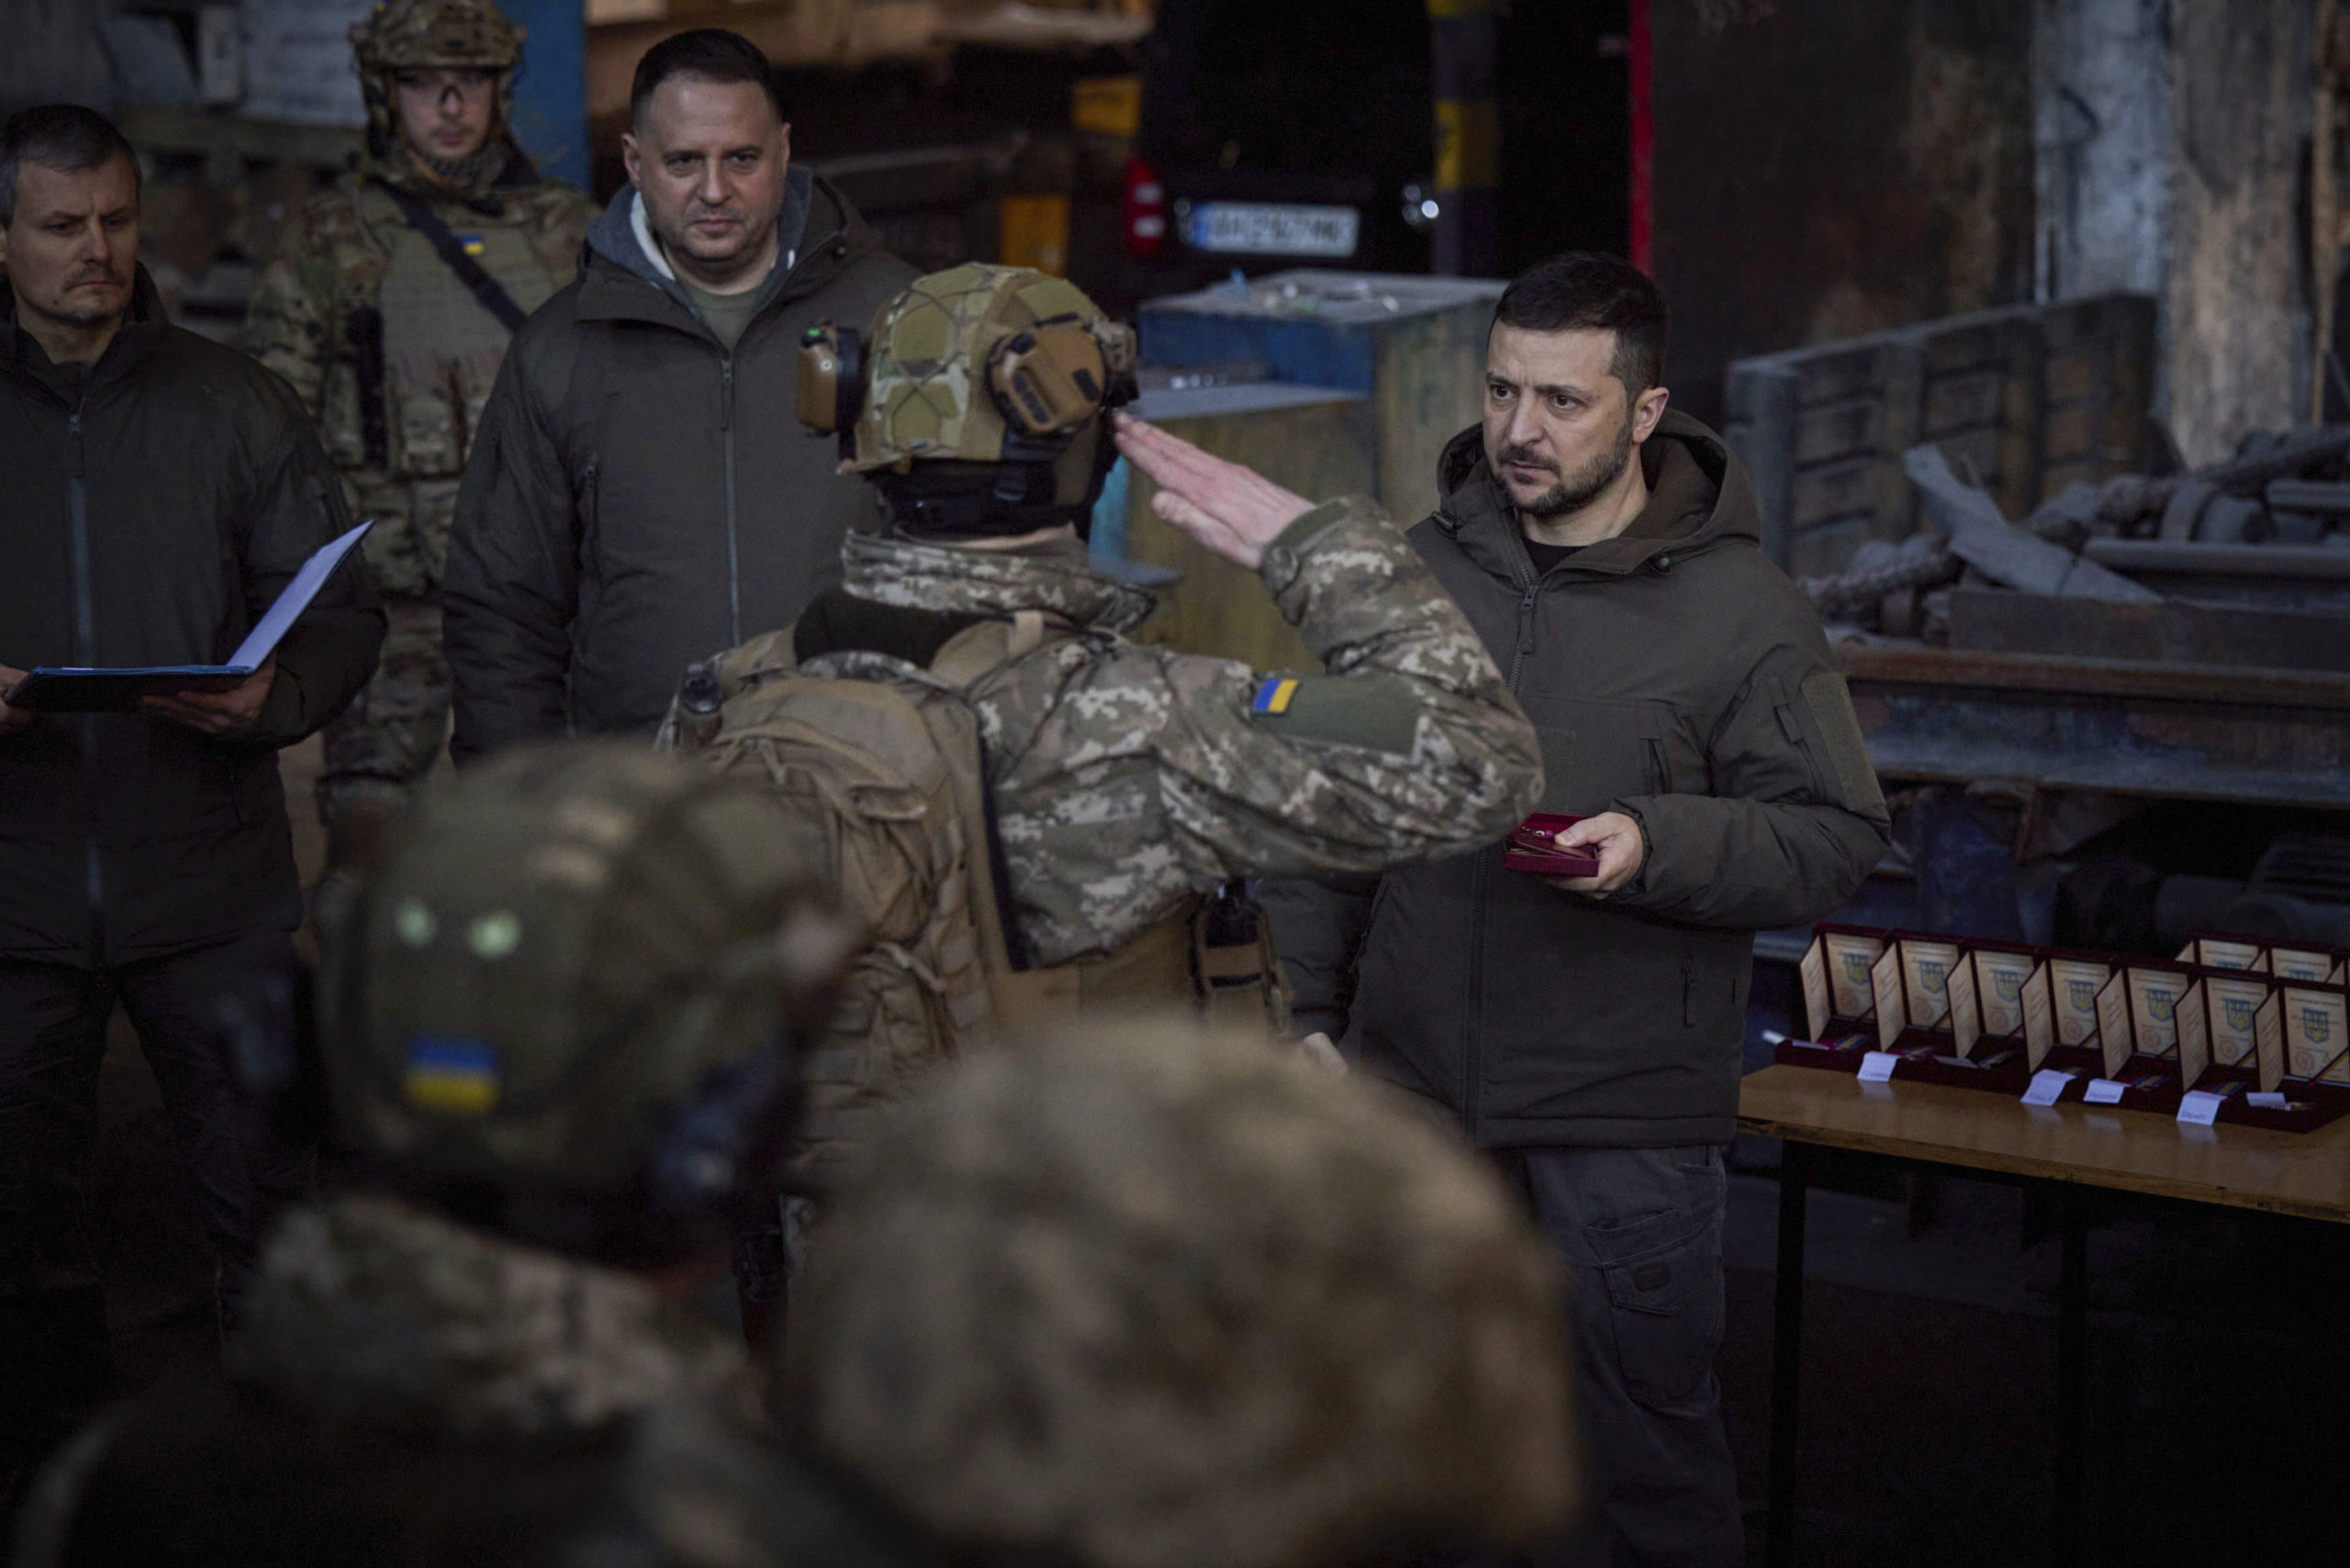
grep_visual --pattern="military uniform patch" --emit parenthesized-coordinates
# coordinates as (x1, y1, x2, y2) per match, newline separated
(405, 1036, 499, 1114)
(1252, 677, 1300, 714)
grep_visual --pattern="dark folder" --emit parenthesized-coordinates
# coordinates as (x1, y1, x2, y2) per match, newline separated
(6, 521, 372, 713)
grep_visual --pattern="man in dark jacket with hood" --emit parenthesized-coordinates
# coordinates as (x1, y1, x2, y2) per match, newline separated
(1261, 252, 1889, 1567)
(442, 28, 916, 759)
(0, 106, 382, 1511)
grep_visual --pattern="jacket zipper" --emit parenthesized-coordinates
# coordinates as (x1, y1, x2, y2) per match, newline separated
(1461, 530, 1542, 1139)
(720, 353, 741, 645)
(66, 407, 106, 964)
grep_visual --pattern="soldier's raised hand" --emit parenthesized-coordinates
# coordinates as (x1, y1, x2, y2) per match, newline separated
(1112, 411, 1315, 571)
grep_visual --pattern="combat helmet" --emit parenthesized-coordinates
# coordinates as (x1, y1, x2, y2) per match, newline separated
(350, 0, 526, 162)
(319, 743, 854, 1267)
(796, 263, 1139, 540)
(785, 1021, 1583, 1568)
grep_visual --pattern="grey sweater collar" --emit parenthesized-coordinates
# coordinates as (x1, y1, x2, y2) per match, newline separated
(585, 164, 814, 320)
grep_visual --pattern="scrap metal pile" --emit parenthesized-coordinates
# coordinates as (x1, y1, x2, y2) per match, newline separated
(1802, 426, 2350, 670)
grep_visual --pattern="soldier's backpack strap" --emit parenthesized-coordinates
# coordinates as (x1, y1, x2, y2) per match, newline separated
(1193, 884, 1296, 1038)
(374, 179, 530, 332)
(924, 613, 1075, 991)
(925, 612, 1209, 1026)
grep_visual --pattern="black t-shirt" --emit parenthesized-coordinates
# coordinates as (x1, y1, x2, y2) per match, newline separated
(1521, 538, 1583, 577)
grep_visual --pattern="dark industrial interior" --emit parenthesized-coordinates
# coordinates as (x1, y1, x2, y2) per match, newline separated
(6, 2, 2350, 1564)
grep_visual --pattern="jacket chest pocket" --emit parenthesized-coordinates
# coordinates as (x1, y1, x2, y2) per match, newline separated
(1532, 695, 1702, 814)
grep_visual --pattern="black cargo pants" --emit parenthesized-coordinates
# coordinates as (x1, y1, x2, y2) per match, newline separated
(1499, 1144, 1743, 1568)
(0, 929, 308, 1484)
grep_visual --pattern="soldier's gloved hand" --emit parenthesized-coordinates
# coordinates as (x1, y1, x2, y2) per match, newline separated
(0, 665, 33, 734)
(1113, 411, 1315, 571)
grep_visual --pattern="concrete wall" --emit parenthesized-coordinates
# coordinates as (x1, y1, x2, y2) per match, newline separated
(2165, 0, 2313, 463)
(1663, 0, 2318, 464)
(2035, 0, 2313, 465)
(1652, 0, 2039, 430)
(0, 0, 119, 119)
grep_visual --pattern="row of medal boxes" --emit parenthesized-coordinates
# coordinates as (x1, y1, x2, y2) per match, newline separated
(1784, 925, 2350, 1133)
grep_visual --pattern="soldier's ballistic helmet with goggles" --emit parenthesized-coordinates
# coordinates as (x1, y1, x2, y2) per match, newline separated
(350, 0, 525, 159)
(319, 744, 854, 1267)
(797, 263, 1139, 541)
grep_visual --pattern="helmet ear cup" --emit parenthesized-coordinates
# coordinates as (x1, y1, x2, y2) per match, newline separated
(986, 321, 1111, 438)
(796, 325, 862, 434)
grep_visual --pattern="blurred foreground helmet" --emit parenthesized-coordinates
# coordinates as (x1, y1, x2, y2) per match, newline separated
(786, 1021, 1582, 1568)
(795, 263, 1139, 540)
(350, 0, 525, 158)
(319, 743, 854, 1265)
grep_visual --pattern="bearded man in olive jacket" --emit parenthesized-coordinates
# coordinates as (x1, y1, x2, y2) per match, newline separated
(442, 28, 914, 758)
(0, 106, 383, 1511)
(1260, 252, 1889, 1568)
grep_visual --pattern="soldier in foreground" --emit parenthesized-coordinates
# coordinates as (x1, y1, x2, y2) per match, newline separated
(788, 1019, 1584, 1567)
(246, 0, 596, 875)
(13, 746, 916, 1568)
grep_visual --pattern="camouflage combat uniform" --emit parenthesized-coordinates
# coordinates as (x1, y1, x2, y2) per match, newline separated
(826, 510, 1543, 967)
(244, 0, 594, 836)
(16, 1193, 923, 1568)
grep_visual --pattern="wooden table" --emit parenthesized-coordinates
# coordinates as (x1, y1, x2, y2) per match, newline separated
(1739, 1065, 2350, 1568)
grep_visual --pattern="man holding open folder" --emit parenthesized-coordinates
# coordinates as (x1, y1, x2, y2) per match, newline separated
(0, 105, 383, 1506)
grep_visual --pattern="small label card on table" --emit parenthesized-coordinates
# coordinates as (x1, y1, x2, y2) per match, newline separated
(1858, 1052, 1900, 1083)
(2177, 1090, 2227, 1127)
(2083, 1079, 2128, 1105)
(2021, 1069, 2075, 1107)
(2249, 1092, 2290, 1111)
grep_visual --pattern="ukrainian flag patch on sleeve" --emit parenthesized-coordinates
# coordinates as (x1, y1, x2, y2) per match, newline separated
(1252, 676, 1301, 715)
(458, 234, 487, 258)
(404, 1036, 499, 1114)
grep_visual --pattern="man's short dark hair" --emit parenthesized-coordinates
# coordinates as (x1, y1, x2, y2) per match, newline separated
(629, 29, 788, 129)
(1493, 252, 1669, 398)
(0, 104, 140, 230)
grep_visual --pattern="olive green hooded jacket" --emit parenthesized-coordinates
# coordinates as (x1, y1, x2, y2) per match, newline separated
(442, 172, 915, 758)
(1259, 413, 1889, 1148)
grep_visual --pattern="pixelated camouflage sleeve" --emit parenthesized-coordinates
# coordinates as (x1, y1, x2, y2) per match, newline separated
(1051, 497, 1541, 881)
(243, 245, 332, 420)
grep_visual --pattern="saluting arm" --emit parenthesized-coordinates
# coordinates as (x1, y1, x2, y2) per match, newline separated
(1109, 415, 1542, 876)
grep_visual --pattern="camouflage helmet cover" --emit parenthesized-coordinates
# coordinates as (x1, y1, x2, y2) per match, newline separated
(351, 0, 524, 160)
(350, 0, 524, 70)
(321, 744, 848, 1231)
(847, 263, 1137, 477)
(786, 1021, 1583, 1568)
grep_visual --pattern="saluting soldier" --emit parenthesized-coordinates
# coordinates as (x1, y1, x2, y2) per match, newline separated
(245, 0, 596, 875)
(692, 263, 1544, 1009)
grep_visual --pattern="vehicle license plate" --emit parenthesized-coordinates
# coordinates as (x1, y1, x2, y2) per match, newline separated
(1187, 201, 1360, 258)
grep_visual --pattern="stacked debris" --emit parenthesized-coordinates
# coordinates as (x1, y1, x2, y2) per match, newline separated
(1802, 426, 2350, 659)
(2026, 424, 2350, 549)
